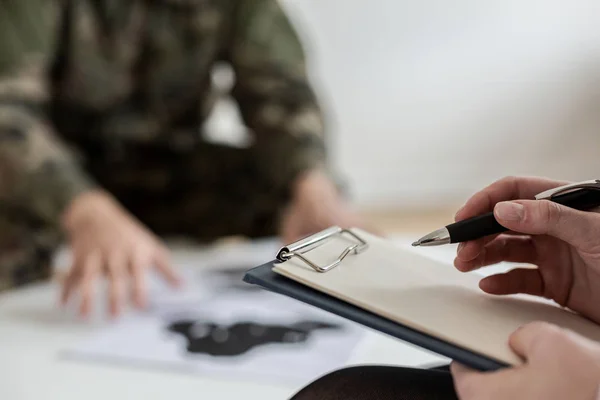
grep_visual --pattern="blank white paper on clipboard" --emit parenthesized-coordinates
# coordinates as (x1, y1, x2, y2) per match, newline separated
(273, 228, 600, 366)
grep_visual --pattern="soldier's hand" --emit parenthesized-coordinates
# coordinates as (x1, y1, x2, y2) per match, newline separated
(60, 190, 181, 318)
(280, 169, 366, 243)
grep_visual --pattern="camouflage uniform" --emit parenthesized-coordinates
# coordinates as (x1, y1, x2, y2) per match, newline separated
(0, 0, 335, 291)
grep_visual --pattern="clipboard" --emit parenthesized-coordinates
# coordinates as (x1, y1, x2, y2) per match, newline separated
(243, 227, 600, 371)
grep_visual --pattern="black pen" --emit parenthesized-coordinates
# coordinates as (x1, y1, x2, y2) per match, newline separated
(412, 180, 600, 247)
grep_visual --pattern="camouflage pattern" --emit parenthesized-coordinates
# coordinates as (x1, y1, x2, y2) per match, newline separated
(0, 0, 333, 290)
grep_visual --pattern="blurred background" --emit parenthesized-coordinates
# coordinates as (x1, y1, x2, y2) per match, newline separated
(208, 0, 600, 219)
(6, 2, 600, 399)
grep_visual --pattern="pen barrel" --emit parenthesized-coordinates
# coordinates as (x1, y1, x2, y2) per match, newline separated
(447, 213, 505, 244)
(551, 188, 600, 210)
(447, 188, 600, 244)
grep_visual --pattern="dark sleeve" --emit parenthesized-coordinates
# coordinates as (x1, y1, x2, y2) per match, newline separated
(0, 0, 97, 227)
(228, 0, 338, 190)
(0, 81, 98, 227)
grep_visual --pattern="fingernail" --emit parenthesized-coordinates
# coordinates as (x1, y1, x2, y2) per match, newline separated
(495, 202, 524, 221)
(457, 242, 465, 255)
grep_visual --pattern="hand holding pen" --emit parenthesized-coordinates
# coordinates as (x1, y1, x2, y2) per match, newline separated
(414, 176, 600, 323)
(433, 176, 600, 400)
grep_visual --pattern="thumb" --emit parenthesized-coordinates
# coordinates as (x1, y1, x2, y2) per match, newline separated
(494, 199, 600, 247)
(509, 321, 562, 361)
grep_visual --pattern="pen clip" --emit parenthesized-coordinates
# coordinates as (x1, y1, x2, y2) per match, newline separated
(535, 179, 600, 200)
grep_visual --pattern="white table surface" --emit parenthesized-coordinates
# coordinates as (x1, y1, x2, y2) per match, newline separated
(0, 237, 498, 400)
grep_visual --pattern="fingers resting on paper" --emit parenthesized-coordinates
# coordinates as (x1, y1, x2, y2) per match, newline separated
(454, 235, 537, 272)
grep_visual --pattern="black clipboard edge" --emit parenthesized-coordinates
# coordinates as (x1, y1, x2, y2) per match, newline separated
(243, 262, 508, 372)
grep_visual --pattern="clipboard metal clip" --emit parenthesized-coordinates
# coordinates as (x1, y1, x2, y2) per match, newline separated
(276, 226, 368, 273)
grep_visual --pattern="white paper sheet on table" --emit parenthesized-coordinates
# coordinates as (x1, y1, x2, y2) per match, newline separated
(63, 238, 366, 385)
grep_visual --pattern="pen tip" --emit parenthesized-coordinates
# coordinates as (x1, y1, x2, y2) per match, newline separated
(411, 241, 420, 247)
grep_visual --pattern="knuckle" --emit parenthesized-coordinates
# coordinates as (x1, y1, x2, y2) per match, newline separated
(131, 255, 147, 271)
(494, 175, 519, 194)
(534, 320, 560, 334)
(106, 252, 122, 267)
(536, 201, 562, 229)
(498, 175, 518, 186)
(529, 320, 558, 334)
(545, 325, 568, 342)
(532, 323, 567, 350)
(130, 244, 147, 257)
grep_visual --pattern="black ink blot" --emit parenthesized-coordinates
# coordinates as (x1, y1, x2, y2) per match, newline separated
(167, 320, 342, 357)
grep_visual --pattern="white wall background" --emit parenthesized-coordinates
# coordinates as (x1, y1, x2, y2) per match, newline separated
(209, 1, 600, 209)
(277, 0, 600, 208)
